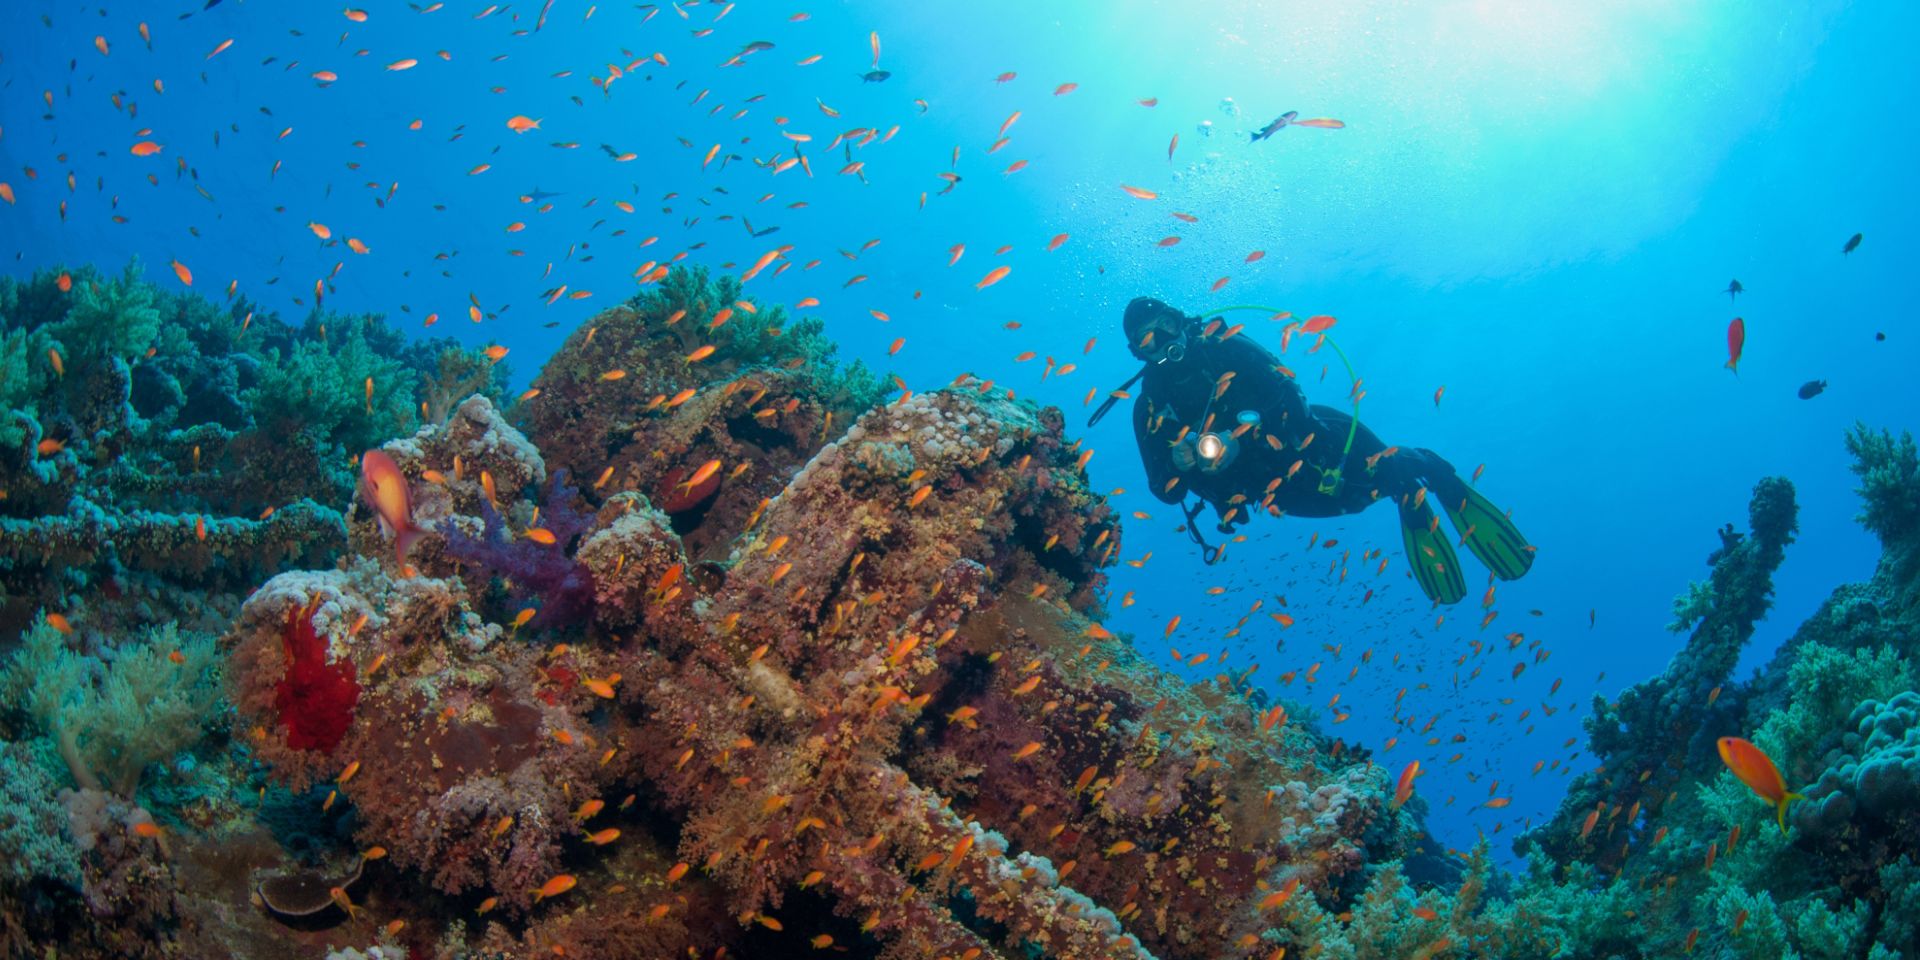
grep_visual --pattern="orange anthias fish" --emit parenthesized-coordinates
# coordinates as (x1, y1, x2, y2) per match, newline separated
(1725, 317, 1746, 373)
(358, 450, 425, 565)
(533, 873, 577, 903)
(1717, 737, 1804, 832)
(1391, 760, 1421, 809)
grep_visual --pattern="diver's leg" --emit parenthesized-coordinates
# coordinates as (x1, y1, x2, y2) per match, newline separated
(1300, 414, 1468, 604)
(1403, 448, 1534, 582)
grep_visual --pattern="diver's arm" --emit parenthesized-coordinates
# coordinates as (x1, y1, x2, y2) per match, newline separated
(1134, 398, 1186, 504)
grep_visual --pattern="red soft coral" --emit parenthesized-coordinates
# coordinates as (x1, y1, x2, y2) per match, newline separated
(273, 607, 359, 753)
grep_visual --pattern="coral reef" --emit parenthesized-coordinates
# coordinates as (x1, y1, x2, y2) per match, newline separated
(1491, 430, 1920, 959)
(0, 741, 83, 955)
(9, 265, 1920, 960)
(0, 264, 506, 641)
(1519, 476, 1797, 873)
(513, 265, 887, 559)
(208, 290, 1415, 960)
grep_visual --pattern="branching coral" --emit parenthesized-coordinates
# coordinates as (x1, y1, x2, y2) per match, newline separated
(1843, 423, 1920, 551)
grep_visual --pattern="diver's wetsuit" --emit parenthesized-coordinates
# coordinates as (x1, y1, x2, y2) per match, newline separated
(1132, 324, 1472, 527)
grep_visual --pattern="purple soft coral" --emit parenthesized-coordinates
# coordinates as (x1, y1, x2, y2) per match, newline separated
(442, 471, 596, 628)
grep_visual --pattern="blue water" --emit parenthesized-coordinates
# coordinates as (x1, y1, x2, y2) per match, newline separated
(4, 0, 1914, 865)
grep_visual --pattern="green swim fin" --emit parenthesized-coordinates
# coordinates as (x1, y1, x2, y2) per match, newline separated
(1441, 484, 1534, 581)
(1400, 497, 1466, 605)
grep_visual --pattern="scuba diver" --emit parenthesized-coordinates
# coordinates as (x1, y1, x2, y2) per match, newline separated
(1089, 297, 1533, 605)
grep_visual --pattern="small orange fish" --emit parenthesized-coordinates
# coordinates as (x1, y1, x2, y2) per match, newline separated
(583, 827, 620, 845)
(523, 527, 557, 545)
(46, 613, 75, 635)
(506, 115, 541, 133)
(665, 861, 690, 884)
(1717, 737, 1803, 832)
(1120, 184, 1158, 200)
(1012, 741, 1042, 761)
(328, 887, 360, 920)
(533, 874, 576, 903)
(1392, 760, 1420, 809)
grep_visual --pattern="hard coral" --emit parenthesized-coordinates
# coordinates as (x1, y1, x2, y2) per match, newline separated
(0, 264, 497, 641)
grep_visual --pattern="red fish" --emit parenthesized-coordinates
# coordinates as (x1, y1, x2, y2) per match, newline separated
(1725, 318, 1745, 373)
(1717, 737, 1804, 832)
(358, 450, 424, 565)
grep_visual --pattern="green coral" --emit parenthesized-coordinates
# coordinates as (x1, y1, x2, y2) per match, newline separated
(1700, 879, 1791, 960)
(1756, 642, 1912, 781)
(244, 314, 420, 458)
(626, 264, 886, 411)
(47, 262, 162, 368)
(1784, 895, 1871, 960)
(1843, 423, 1919, 548)
(0, 618, 221, 797)
(0, 739, 83, 957)
(1873, 856, 1920, 955)
(0, 324, 55, 452)
(0, 740, 80, 888)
